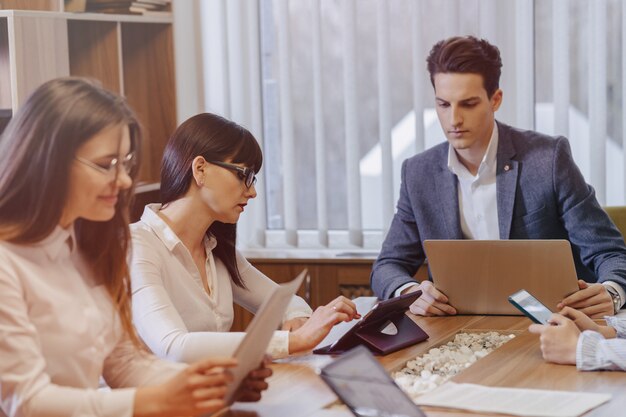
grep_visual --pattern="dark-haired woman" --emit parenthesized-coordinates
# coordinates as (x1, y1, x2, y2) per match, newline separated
(0, 78, 268, 417)
(130, 113, 359, 363)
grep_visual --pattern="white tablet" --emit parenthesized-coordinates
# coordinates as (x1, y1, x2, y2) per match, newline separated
(225, 269, 306, 403)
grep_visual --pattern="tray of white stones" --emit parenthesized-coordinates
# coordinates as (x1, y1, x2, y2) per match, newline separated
(393, 330, 517, 401)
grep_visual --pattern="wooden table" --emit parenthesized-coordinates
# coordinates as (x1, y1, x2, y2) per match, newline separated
(226, 314, 626, 417)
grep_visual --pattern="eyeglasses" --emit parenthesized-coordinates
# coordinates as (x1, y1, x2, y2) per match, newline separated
(75, 152, 137, 178)
(209, 161, 257, 188)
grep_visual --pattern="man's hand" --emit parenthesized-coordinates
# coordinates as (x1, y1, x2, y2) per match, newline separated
(557, 280, 613, 318)
(559, 306, 617, 339)
(528, 313, 580, 365)
(404, 281, 457, 316)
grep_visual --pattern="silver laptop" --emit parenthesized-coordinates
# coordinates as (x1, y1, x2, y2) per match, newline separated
(423, 240, 580, 315)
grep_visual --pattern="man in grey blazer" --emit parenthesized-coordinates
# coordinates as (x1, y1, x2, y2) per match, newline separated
(371, 36, 626, 317)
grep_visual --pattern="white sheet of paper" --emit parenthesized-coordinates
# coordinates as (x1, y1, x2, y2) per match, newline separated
(314, 296, 378, 350)
(224, 270, 306, 403)
(415, 382, 611, 417)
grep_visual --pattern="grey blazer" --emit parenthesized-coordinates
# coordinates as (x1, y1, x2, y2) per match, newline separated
(371, 121, 626, 300)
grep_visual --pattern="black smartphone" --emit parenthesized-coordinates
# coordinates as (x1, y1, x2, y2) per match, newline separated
(508, 289, 553, 325)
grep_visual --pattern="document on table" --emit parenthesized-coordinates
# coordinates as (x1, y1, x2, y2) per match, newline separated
(224, 270, 306, 403)
(415, 382, 611, 417)
(314, 296, 378, 350)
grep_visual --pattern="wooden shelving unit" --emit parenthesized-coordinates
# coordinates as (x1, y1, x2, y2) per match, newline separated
(0, 7, 176, 182)
(68, 20, 121, 93)
(0, 1, 62, 12)
(121, 22, 175, 181)
(0, 18, 10, 110)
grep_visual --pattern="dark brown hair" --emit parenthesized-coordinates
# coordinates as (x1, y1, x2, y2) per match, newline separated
(160, 113, 263, 287)
(0, 77, 143, 347)
(426, 36, 502, 98)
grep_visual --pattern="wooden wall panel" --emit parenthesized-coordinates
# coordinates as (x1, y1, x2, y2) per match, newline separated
(0, 18, 10, 109)
(68, 20, 120, 93)
(0, 0, 60, 11)
(11, 15, 69, 110)
(121, 22, 176, 182)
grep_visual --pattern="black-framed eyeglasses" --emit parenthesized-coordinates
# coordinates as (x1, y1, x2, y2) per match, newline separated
(75, 152, 137, 178)
(209, 161, 257, 188)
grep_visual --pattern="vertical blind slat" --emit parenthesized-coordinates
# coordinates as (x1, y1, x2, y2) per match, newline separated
(443, 0, 459, 38)
(589, 0, 607, 204)
(552, 0, 570, 137)
(342, 0, 363, 246)
(226, 0, 248, 123)
(377, 1, 393, 231)
(411, 0, 425, 156)
(277, 0, 298, 245)
(623, 0, 626, 202)
(479, 0, 498, 42)
(220, 0, 231, 118)
(247, 0, 267, 246)
(515, 0, 534, 130)
(312, 0, 328, 246)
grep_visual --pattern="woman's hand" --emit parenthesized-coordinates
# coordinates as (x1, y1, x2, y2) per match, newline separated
(288, 296, 360, 354)
(233, 356, 273, 402)
(281, 317, 307, 331)
(559, 306, 617, 339)
(133, 357, 236, 417)
(528, 314, 580, 365)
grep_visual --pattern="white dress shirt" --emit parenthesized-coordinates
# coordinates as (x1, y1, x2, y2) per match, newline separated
(447, 124, 499, 240)
(394, 126, 499, 297)
(0, 226, 183, 417)
(130, 204, 313, 363)
(577, 316, 626, 370)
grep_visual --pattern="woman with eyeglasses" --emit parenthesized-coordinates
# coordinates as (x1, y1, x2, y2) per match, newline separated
(130, 112, 359, 363)
(0, 78, 270, 417)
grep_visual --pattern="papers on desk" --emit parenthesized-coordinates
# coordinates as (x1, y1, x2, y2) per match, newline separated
(415, 382, 611, 417)
(224, 270, 306, 403)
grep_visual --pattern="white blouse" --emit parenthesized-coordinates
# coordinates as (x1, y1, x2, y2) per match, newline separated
(0, 226, 183, 417)
(130, 204, 312, 363)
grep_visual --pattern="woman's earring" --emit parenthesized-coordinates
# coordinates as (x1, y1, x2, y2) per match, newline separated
(197, 178, 204, 187)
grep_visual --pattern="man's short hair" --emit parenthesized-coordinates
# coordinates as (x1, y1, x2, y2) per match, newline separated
(426, 36, 502, 98)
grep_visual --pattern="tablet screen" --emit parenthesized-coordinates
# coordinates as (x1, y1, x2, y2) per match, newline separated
(320, 346, 426, 417)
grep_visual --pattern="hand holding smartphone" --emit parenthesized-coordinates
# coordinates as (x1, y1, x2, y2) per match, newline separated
(508, 289, 553, 325)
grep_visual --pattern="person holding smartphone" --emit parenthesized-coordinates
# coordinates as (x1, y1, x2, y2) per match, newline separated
(528, 306, 626, 371)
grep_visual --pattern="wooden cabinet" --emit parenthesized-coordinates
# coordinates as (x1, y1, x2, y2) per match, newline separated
(0, 8, 176, 182)
(231, 257, 429, 331)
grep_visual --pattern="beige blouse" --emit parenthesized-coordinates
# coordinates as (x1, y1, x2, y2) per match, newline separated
(0, 226, 183, 417)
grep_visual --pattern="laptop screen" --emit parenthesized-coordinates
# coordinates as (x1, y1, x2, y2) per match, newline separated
(320, 346, 426, 417)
